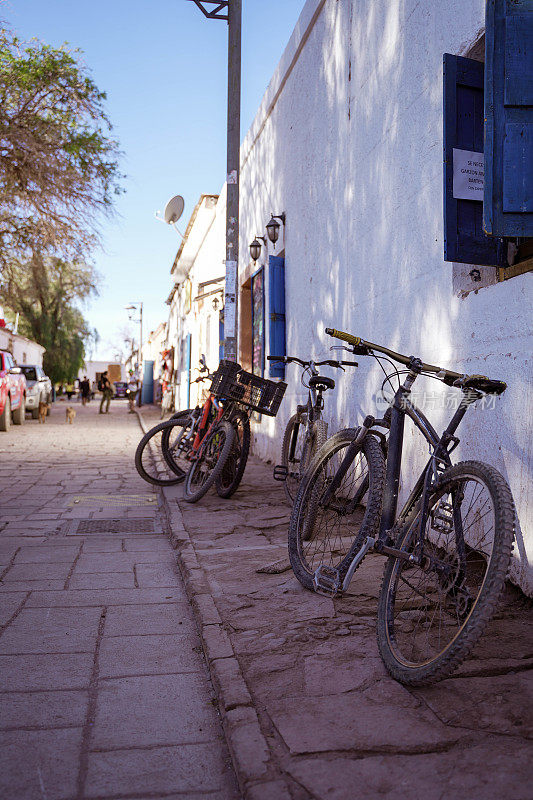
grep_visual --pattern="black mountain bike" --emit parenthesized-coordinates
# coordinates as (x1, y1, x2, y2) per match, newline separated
(289, 328, 515, 685)
(269, 355, 358, 504)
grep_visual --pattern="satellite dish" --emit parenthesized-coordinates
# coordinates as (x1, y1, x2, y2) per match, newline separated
(164, 195, 184, 225)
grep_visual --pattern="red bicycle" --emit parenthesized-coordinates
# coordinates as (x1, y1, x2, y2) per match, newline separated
(135, 359, 286, 503)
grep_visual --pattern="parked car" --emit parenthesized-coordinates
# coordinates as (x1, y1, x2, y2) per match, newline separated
(113, 381, 128, 398)
(20, 365, 53, 419)
(0, 350, 27, 431)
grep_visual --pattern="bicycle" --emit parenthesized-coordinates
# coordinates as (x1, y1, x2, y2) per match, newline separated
(289, 327, 515, 686)
(134, 358, 214, 488)
(268, 355, 358, 504)
(135, 359, 285, 502)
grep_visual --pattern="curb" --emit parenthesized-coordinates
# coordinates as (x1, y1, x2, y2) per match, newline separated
(134, 410, 292, 800)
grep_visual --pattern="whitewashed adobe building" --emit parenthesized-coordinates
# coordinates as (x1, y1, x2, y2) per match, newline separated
(234, 0, 532, 593)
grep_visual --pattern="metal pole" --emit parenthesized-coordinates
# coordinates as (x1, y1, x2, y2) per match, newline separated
(139, 303, 143, 406)
(223, 0, 241, 362)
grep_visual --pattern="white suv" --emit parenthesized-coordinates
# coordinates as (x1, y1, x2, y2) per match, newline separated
(20, 365, 52, 418)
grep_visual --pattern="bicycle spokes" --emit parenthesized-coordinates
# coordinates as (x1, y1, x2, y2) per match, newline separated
(385, 476, 496, 667)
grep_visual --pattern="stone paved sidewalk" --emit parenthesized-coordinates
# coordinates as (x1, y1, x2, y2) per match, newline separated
(150, 405, 533, 800)
(0, 400, 239, 800)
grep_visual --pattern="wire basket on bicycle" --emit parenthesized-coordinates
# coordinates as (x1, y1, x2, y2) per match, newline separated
(209, 359, 287, 417)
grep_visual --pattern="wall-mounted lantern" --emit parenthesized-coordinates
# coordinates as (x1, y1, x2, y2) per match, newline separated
(249, 235, 266, 262)
(266, 213, 286, 245)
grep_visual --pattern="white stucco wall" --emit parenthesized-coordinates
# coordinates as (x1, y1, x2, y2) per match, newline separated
(0, 329, 45, 366)
(238, 0, 532, 592)
(167, 193, 226, 410)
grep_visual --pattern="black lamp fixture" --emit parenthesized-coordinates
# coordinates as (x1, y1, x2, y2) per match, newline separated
(266, 212, 286, 245)
(249, 235, 266, 262)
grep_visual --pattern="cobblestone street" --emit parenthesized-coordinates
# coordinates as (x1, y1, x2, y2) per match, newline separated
(0, 400, 239, 800)
(1, 400, 532, 800)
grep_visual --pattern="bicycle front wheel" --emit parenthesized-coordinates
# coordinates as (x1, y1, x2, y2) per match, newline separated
(377, 460, 515, 686)
(215, 411, 251, 499)
(289, 429, 385, 591)
(183, 420, 235, 503)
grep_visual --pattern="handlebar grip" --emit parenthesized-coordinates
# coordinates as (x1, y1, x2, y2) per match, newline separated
(341, 361, 358, 367)
(325, 328, 363, 346)
(267, 355, 286, 362)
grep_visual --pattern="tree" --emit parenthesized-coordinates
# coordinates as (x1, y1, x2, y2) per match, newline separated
(0, 25, 122, 264)
(2, 253, 99, 383)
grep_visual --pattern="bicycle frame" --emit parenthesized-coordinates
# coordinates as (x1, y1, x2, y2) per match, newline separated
(328, 363, 481, 593)
(288, 362, 322, 462)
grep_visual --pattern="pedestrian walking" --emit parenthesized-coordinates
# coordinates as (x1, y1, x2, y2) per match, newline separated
(127, 368, 140, 413)
(80, 376, 90, 406)
(98, 372, 113, 414)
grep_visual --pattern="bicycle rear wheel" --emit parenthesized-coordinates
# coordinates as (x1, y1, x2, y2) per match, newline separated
(377, 460, 515, 685)
(281, 415, 327, 505)
(289, 429, 385, 591)
(215, 410, 251, 499)
(161, 411, 198, 476)
(135, 417, 190, 486)
(183, 420, 235, 503)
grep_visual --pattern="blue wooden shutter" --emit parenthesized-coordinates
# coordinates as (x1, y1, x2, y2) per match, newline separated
(484, 0, 533, 237)
(218, 312, 224, 362)
(185, 333, 191, 407)
(443, 53, 505, 265)
(268, 255, 285, 378)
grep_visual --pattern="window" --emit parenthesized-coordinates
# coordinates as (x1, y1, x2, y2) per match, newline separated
(444, 1, 533, 271)
(268, 255, 286, 378)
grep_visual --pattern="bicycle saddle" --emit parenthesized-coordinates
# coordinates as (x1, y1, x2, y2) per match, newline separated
(458, 375, 507, 395)
(308, 375, 335, 391)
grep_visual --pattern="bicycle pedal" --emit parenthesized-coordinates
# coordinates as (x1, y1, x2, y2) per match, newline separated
(273, 465, 288, 482)
(313, 565, 342, 597)
(431, 501, 454, 533)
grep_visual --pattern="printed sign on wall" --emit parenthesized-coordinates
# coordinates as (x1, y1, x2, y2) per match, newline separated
(453, 149, 484, 201)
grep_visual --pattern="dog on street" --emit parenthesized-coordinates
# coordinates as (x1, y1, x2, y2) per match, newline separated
(65, 406, 76, 424)
(38, 401, 49, 423)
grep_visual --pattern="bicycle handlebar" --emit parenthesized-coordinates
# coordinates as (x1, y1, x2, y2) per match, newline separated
(324, 328, 506, 394)
(267, 355, 358, 369)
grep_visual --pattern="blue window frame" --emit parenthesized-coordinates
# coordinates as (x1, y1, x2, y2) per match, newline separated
(484, 0, 533, 237)
(443, 53, 506, 265)
(268, 255, 285, 379)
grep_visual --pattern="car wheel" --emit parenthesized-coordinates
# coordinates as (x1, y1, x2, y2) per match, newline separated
(13, 396, 25, 425)
(0, 396, 11, 431)
(31, 408, 39, 420)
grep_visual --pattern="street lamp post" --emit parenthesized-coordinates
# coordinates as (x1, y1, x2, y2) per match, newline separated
(125, 302, 143, 404)
(187, 0, 241, 362)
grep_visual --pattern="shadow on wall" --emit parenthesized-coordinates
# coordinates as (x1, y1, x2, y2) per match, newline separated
(239, 0, 531, 590)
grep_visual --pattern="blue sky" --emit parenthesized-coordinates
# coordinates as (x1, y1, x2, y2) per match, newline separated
(4, 0, 305, 359)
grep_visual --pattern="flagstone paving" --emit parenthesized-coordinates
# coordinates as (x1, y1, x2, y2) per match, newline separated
(0, 399, 239, 800)
(152, 403, 533, 800)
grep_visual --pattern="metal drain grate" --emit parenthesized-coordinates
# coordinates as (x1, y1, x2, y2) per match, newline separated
(68, 494, 156, 508)
(69, 518, 158, 535)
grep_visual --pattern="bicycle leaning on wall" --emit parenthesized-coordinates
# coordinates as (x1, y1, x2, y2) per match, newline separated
(268, 355, 358, 505)
(289, 328, 516, 686)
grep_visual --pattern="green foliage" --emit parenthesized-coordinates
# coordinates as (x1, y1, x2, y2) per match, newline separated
(3, 254, 99, 383)
(0, 24, 123, 263)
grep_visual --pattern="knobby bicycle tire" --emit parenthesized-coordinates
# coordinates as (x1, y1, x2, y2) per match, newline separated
(183, 420, 235, 503)
(215, 410, 251, 499)
(134, 414, 190, 486)
(377, 460, 515, 686)
(289, 428, 385, 591)
(281, 414, 327, 505)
